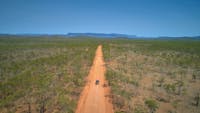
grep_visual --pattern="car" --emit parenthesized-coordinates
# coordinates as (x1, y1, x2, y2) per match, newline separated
(95, 80, 100, 85)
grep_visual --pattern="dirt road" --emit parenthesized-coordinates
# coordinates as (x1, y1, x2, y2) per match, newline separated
(75, 45, 114, 113)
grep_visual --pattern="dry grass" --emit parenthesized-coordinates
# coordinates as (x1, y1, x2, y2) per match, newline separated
(103, 40, 200, 113)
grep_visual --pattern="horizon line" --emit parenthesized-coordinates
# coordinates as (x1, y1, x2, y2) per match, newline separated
(0, 32, 199, 38)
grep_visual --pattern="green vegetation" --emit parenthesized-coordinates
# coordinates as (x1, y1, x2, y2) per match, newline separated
(145, 98, 159, 113)
(1, 37, 200, 113)
(0, 37, 100, 113)
(103, 39, 200, 113)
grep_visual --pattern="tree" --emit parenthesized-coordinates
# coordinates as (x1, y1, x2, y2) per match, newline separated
(164, 84, 176, 94)
(157, 77, 165, 87)
(28, 102, 31, 113)
(145, 99, 159, 113)
(175, 80, 184, 95)
(39, 97, 47, 113)
(192, 74, 196, 81)
(194, 93, 200, 107)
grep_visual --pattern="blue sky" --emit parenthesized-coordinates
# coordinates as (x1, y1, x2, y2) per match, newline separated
(0, 0, 200, 37)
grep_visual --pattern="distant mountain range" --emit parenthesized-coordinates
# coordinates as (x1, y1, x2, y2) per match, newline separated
(67, 33, 137, 38)
(67, 33, 200, 40)
(0, 33, 200, 40)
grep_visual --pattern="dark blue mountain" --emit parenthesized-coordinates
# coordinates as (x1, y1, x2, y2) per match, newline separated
(0, 33, 200, 40)
(67, 33, 137, 38)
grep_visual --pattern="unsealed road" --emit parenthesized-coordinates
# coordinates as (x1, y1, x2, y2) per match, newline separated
(75, 45, 114, 113)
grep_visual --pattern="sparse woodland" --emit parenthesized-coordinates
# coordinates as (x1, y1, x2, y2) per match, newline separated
(0, 37, 99, 113)
(1, 37, 200, 113)
(103, 39, 200, 113)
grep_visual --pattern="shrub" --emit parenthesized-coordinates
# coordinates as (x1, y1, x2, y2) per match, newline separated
(145, 98, 159, 113)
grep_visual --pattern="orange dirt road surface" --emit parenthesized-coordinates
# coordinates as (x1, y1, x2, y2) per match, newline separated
(75, 45, 114, 113)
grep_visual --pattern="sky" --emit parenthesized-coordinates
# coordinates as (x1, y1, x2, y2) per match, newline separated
(0, 0, 200, 37)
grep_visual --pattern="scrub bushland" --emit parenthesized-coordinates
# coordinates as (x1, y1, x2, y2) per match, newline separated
(0, 37, 100, 113)
(103, 39, 200, 113)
